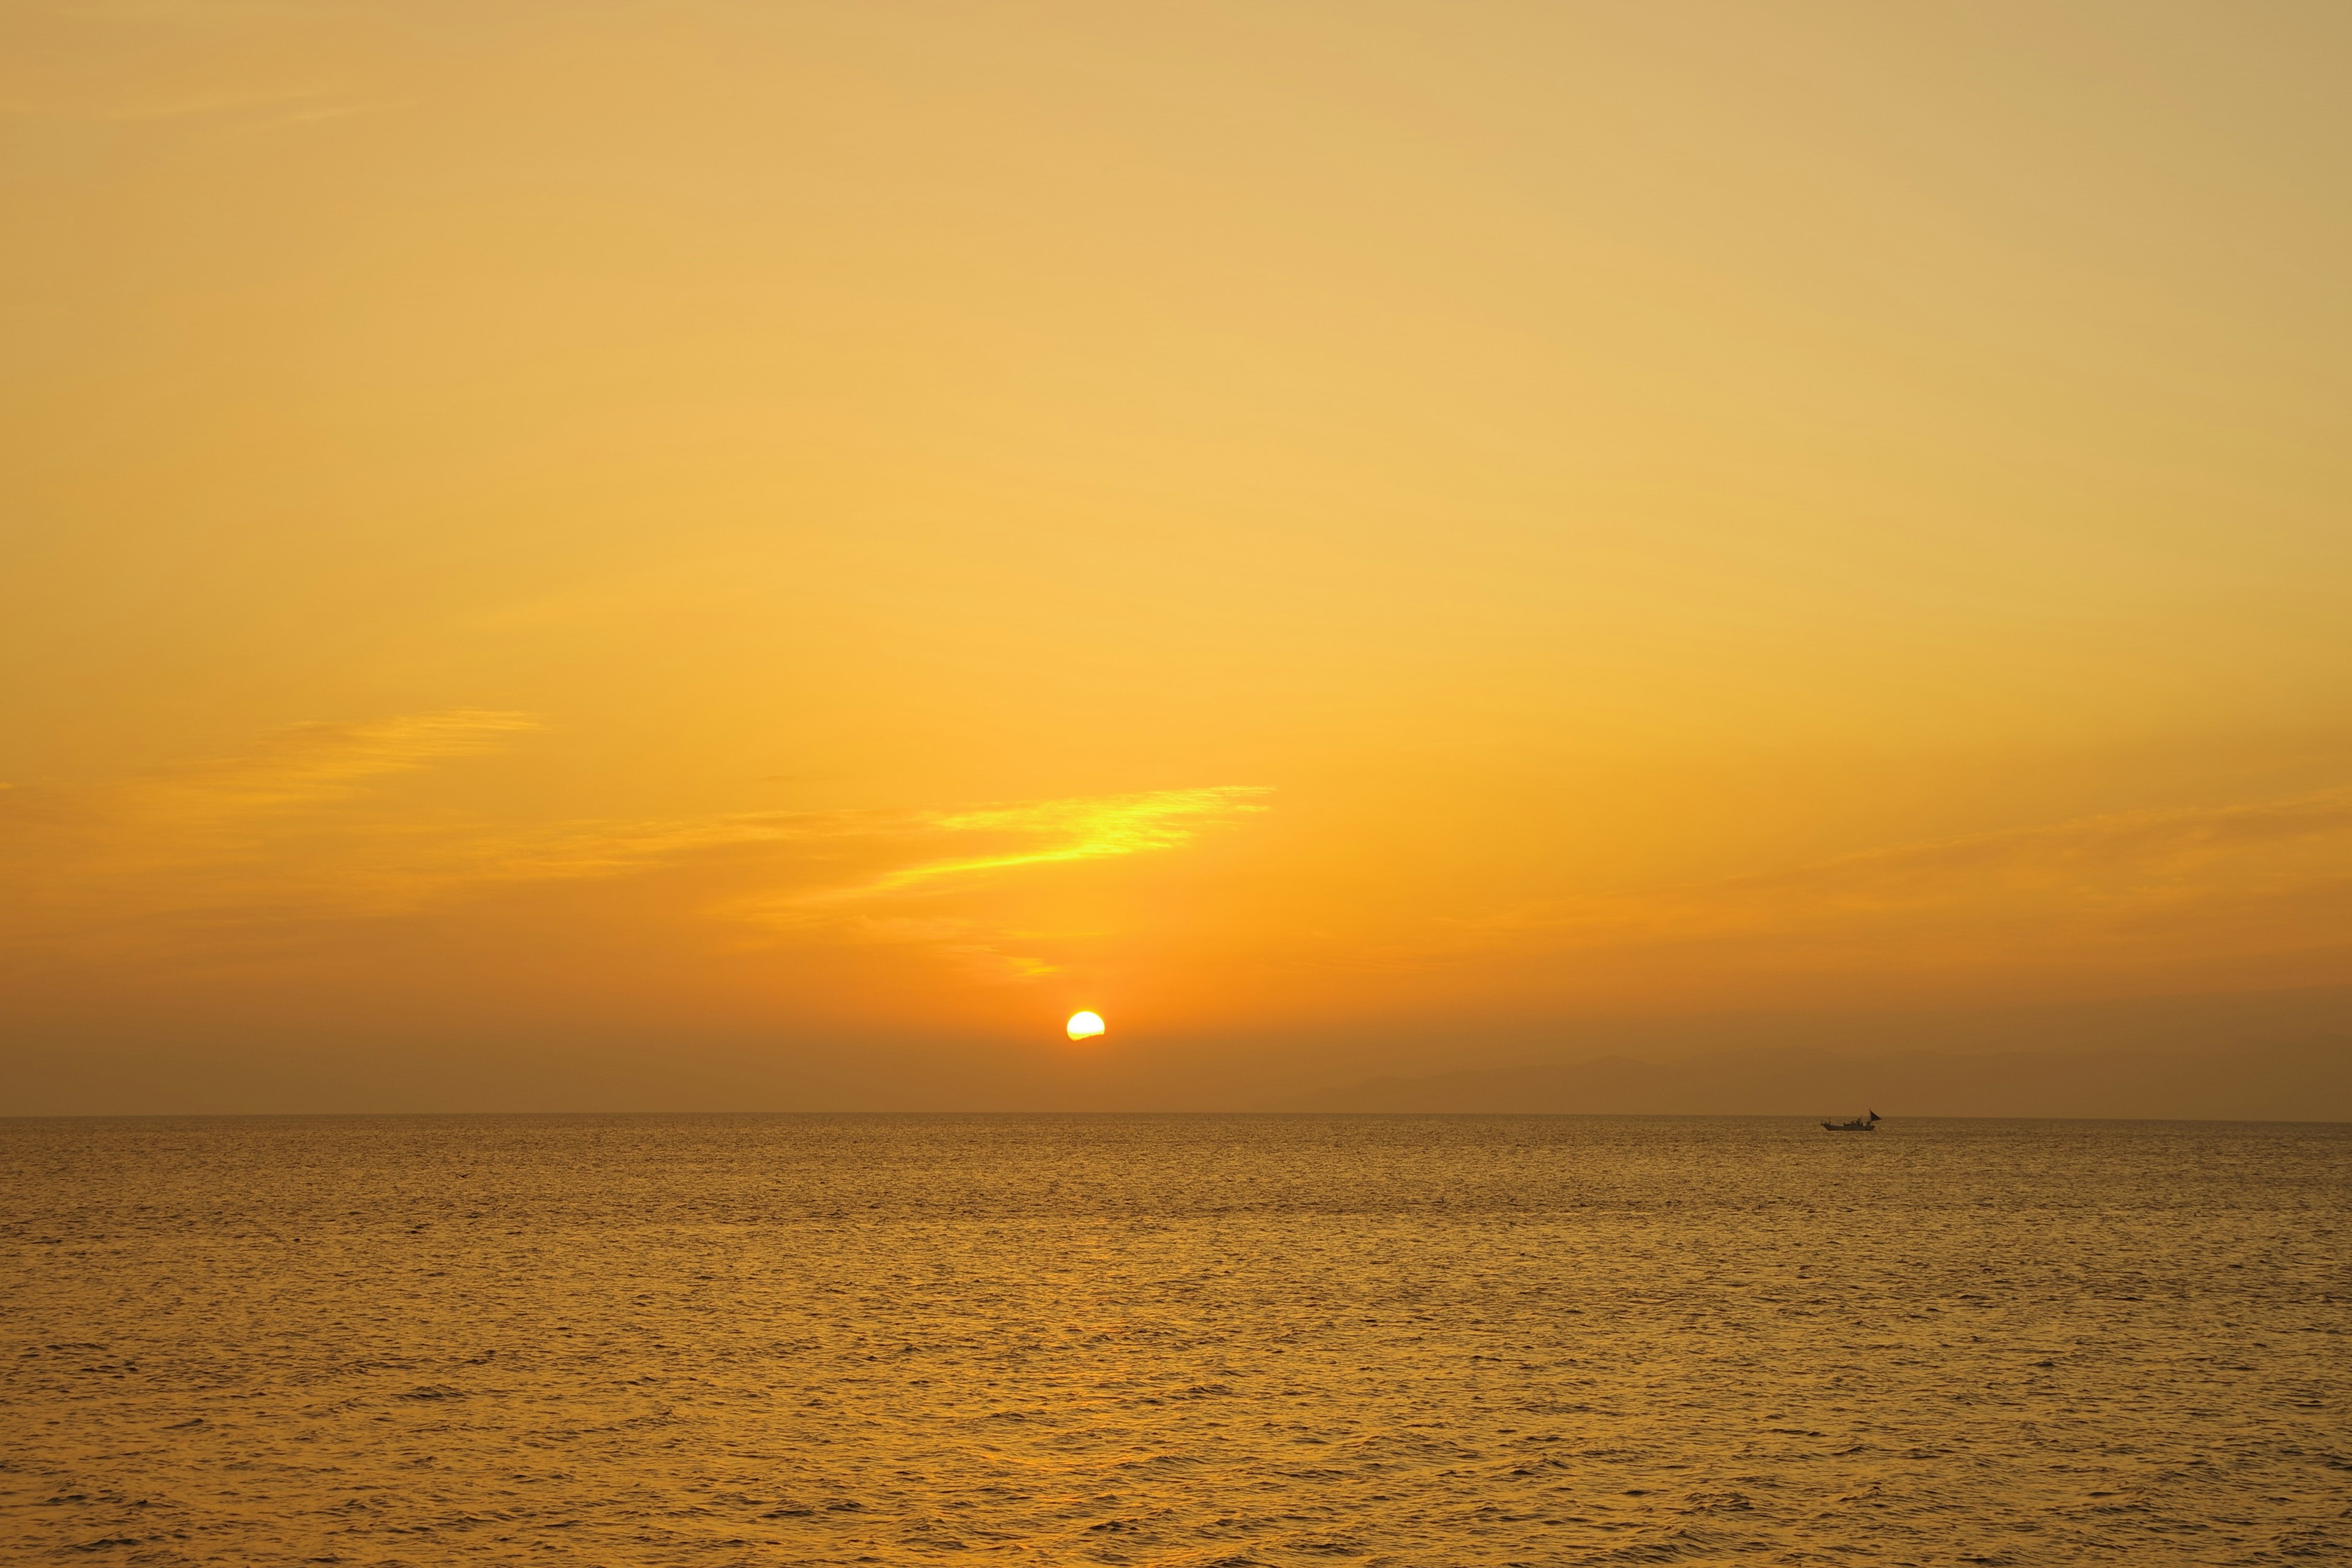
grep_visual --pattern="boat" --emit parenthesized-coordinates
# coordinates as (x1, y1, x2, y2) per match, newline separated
(1821, 1110, 1881, 1132)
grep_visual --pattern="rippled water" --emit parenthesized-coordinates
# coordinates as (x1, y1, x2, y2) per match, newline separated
(3, 1114, 2346, 1566)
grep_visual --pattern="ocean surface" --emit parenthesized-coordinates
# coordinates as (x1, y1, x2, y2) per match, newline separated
(2, 1114, 2345, 1567)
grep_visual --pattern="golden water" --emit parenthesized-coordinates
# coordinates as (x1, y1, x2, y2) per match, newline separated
(4, 1114, 2345, 1565)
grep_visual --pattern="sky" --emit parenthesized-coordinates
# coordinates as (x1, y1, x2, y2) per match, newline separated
(5, 1, 2351, 1112)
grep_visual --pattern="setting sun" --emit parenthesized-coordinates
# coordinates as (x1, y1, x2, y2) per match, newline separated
(1066, 1012, 1106, 1041)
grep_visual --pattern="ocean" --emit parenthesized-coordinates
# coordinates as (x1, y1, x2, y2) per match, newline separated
(3, 1113, 2345, 1566)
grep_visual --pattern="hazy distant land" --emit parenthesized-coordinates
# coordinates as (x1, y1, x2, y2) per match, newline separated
(1289, 1038, 2352, 1121)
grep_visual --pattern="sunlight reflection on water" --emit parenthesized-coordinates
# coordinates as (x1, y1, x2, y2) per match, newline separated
(4, 1113, 2346, 1565)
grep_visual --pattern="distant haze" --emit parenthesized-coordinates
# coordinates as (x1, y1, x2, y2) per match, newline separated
(10, 990, 2346, 1121)
(5, 3, 2351, 1115)
(1292, 1043, 2352, 1123)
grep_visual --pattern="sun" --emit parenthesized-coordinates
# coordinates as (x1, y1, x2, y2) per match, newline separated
(1065, 1011, 1106, 1041)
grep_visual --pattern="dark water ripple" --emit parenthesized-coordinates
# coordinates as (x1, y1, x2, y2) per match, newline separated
(2, 1114, 2346, 1566)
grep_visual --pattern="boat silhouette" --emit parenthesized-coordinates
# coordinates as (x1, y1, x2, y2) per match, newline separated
(1822, 1109, 1881, 1132)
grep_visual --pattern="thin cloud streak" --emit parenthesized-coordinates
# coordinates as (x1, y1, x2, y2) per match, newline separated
(0, 715, 1272, 981)
(473, 787, 1271, 896)
(1385, 790, 2352, 1000)
(858, 788, 1273, 895)
(9, 710, 2350, 1016)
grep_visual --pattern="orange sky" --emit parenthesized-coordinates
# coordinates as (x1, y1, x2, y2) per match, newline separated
(6, 2, 2351, 1110)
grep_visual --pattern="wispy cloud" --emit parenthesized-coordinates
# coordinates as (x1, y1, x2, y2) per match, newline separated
(1, 711, 540, 932)
(121, 710, 538, 817)
(1745, 792, 2352, 902)
(460, 785, 1271, 979)
(1400, 790, 2352, 995)
(455, 785, 1270, 892)
(15, 709, 2346, 1011)
(0, 714, 1270, 985)
(4, 709, 530, 851)
(850, 787, 1271, 895)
